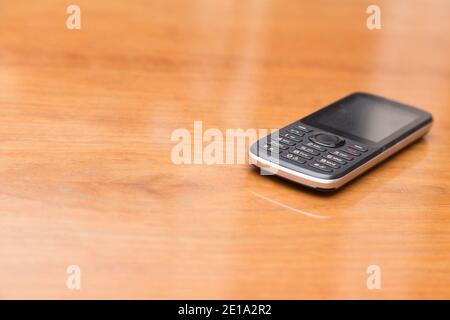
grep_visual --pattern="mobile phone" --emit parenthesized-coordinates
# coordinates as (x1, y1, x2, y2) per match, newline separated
(249, 92, 433, 190)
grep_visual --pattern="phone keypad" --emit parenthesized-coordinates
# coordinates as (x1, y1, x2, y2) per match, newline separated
(258, 123, 371, 175)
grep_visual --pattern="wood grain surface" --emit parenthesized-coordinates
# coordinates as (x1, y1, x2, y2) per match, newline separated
(0, 0, 449, 299)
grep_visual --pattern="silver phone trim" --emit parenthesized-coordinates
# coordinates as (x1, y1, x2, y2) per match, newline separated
(248, 122, 432, 190)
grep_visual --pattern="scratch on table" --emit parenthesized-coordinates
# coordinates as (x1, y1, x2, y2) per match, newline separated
(249, 190, 329, 220)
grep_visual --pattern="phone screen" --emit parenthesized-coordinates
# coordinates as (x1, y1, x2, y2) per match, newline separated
(304, 94, 421, 143)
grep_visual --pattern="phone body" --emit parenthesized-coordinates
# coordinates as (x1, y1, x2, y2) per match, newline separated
(249, 92, 433, 190)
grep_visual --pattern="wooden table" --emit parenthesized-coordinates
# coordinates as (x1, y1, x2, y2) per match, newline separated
(0, 0, 449, 299)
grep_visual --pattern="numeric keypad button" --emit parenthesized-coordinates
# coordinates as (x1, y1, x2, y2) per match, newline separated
(281, 153, 307, 164)
(341, 146, 361, 157)
(287, 128, 305, 136)
(296, 145, 320, 156)
(295, 124, 313, 133)
(304, 141, 326, 152)
(273, 137, 296, 146)
(318, 158, 340, 169)
(260, 144, 282, 153)
(266, 141, 289, 150)
(291, 149, 313, 160)
(330, 150, 353, 161)
(349, 144, 368, 152)
(280, 132, 301, 142)
(324, 154, 347, 165)
(309, 162, 333, 173)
